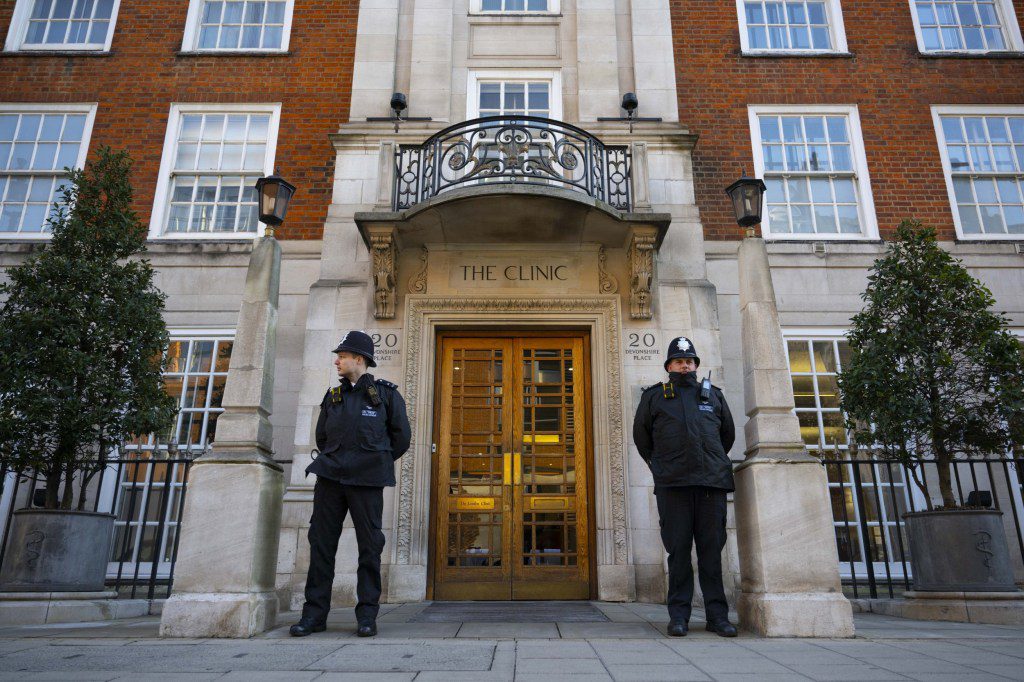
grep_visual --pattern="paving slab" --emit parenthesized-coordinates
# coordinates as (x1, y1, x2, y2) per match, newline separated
(516, 656, 610, 675)
(589, 639, 686, 665)
(310, 641, 496, 672)
(315, 674, 417, 681)
(555, 622, 661, 639)
(783, 664, 913, 681)
(514, 640, 596, 658)
(456, 622, 560, 639)
(605, 663, 712, 681)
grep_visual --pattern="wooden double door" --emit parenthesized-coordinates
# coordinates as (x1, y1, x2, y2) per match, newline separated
(431, 333, 592, 600)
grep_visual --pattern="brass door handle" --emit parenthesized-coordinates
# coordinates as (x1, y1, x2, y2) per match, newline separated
(503, 453, 523, 485)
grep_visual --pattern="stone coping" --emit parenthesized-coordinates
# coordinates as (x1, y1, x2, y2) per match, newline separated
(0, 591, 117, 601)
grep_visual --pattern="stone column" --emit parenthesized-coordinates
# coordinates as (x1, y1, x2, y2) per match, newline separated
(160, 236, 284, 638)
(733, 235, 854, 638)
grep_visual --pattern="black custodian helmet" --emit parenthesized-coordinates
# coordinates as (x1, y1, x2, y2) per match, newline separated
(664, 336, 700, 371)
(332, 330, 377, 367)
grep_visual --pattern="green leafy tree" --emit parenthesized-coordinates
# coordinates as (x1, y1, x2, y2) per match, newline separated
(838, 220, 1024, 510)
(0, 147, 177, 510)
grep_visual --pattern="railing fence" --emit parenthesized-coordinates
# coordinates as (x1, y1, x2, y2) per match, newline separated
(822, 454, 1024, 599)
(0, 445, 197, 600)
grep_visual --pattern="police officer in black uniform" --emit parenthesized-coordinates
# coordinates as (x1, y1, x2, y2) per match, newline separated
(290, 330, 411, 638)
(633, 336, 738, 638)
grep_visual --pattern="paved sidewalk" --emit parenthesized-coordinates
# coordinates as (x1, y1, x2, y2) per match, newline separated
(0, 602, 1023, 680)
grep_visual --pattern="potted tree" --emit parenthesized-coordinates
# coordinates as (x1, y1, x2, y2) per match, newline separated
(838, 221, 1024, 592)
(0, 148, 176, 592)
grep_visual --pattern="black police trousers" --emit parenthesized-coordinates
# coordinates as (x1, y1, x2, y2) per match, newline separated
(655, 485, 729, 624)
(301, 477, 385, 625)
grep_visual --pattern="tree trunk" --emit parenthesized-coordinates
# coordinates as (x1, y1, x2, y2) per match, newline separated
(935, 448, 957, 508)
(44, 470, 61, 509)
(60, 462, 75, 510)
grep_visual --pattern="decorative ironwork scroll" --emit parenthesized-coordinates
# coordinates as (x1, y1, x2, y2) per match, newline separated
(394, 116, 632, 211)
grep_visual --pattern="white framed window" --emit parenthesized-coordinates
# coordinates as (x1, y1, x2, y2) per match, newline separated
(0, 103, 97, 238)
(736, 0, 849, 53)
(4, 0, 121, 52)
(467, 70, 562, 120)
(909, 0, 1024, 53)
(181, 0, 295, 52)
(471, 0, 559, 13)
(749, 104, 878, 240)
(933, 105, 1024, 238)
(149, 103, 281, 239)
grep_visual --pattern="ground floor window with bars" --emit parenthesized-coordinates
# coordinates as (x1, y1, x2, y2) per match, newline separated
(785, 334, 912, 582)
(99, 333, 233, 581)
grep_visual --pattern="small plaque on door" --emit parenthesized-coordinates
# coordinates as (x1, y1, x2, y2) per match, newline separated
(452, 497, 496, 511)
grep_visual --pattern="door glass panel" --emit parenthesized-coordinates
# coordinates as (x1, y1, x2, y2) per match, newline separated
(447, 512, 503, 567)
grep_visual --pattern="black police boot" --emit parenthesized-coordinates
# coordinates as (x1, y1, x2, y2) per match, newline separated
(289, 618, 326, 637)
(667, 620, 688, 637)
(357, 621, 378, 637)
(705, 620, 738, 637)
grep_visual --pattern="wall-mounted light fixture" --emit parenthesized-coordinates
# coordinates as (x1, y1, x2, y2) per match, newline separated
(365, 92, 432, 132)
(597, 93, 662, 133)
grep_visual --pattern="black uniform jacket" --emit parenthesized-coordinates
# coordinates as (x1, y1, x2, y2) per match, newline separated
(306, 373, 412, 487)
(632, 371, 737, 491)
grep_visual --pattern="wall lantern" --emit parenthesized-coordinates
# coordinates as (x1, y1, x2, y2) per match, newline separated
(390, 92, 408, 133)
(255, 172, 297, 237)
(621, 92, 638, 133)
(725, 176, 767, 236)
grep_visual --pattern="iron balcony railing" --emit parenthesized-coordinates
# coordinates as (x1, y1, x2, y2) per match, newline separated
(393, 115, 633, 211)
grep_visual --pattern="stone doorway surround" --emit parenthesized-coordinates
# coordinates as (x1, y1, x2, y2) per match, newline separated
(386, 295, 634, 603)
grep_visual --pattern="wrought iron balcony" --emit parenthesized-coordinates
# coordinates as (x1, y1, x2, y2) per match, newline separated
(393, 116, 632, 211)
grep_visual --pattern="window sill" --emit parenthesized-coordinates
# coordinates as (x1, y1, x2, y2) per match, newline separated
(176, 50, 292, 58)
(918, 50, 1024, 59)
(740, 50, 854, 59)
(1, 49, 111, 57)
(763, 236, 880, 243)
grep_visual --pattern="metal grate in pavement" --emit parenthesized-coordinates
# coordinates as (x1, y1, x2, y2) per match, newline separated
(411, 601, 609, 623)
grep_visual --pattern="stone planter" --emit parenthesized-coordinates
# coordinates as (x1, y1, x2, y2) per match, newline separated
(905, 509, 1018, 592)
(0, 509, 115, 592)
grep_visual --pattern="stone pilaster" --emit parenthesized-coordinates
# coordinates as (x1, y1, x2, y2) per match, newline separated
(733, 235, 854, 638)
(160, 236, 284, 638)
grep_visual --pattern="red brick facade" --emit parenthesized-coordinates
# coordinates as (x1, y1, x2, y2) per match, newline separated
(0, 0, 359, 240)
(671, 0, 1024, 240)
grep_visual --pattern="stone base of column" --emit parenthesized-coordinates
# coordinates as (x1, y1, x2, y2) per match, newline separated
(596, 563, 636, 602)
(159, 591, 278, 638)
(385, 564, 426, 602)
(734, 454, 855, 638)
(738, 591, 854, 637)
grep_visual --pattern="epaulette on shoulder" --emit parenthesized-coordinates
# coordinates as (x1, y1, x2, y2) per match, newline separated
(643, 382, 663, 393)
(375, 378, 397, 390)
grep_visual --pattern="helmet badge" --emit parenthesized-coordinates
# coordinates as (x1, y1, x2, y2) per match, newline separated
(676, 337, 690, 351)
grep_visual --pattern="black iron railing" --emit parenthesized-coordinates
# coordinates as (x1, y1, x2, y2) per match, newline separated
(0, 446, 197, 600)
(820, 453, 1024, 599)
(393, 115, 632, 211)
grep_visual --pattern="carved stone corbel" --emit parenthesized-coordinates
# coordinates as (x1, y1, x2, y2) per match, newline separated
(628, 230, 656, 320)
(408, 246, 428, 294)
(370, 228, 397, 319)
(598, 246, 618, 294)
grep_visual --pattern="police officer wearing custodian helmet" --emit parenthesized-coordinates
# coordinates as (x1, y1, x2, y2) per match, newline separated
(632, 336, 738, 637)
(290, 331, 411, 638)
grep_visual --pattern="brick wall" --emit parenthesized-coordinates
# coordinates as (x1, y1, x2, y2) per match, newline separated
(0, 0, 359, 240)
(671, 0, 1024, 240)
